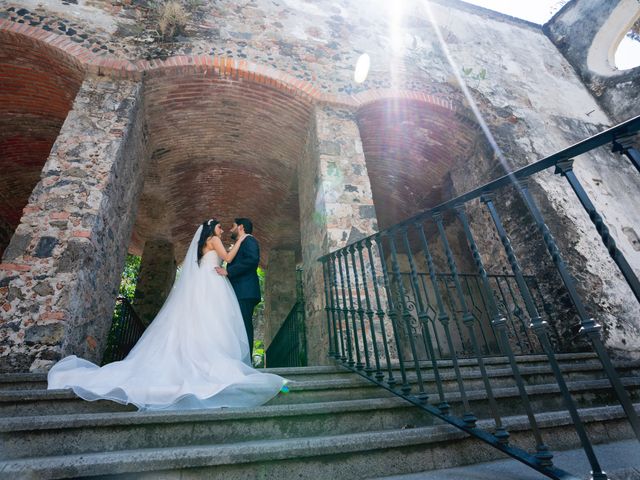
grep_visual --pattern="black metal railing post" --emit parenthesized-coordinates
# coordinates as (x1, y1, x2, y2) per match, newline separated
(296, 267, 308, 366)
(357, 242, 384, 380)
(456, 203, 552, 464)
(417, 221, 470, 418)
(349, 244, 372, 374)
(342, 248, 364, 370)
(367, 237, 396, 387)
(434, 211, 502, 435)
(555, 159, 640, 304)
(331, 255, 348, 363)
(388, 228, 428, 400)
(482, 193, 608, 479)
(322, 260, 336, 359)
(403, 223, 449, 407)
(518, 179, 640, 443)
(612, 133, 640, 174)
(375, 233, 411, 393)
(336, 251, 355, 367)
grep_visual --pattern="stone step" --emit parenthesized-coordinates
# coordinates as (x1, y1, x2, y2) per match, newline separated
(375, 352, 601, 373)
(357, 359, 640, 392)
(3, 366, 638, 417)
(0, 397, 434, 460)
(0, 403, 636, 480)
(373, 438, 640, 480)
(429, 376, 640, 420)
(0, 365, 351, 391)
(0, 352, 602, 392)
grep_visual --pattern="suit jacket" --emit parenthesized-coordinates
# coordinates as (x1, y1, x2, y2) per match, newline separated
(227, 235, 261, 301)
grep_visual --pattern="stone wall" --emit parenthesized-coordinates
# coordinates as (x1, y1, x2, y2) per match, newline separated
(298, 105, 381, 365)
(1, 0, 639, 367)
(133, 239, 176, 327)
(262, 250, 297, 349)
(544, 0, 640, 123)
(0, 77, 147, 372)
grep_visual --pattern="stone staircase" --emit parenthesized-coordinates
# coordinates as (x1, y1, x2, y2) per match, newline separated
(0, 352, 639, 479)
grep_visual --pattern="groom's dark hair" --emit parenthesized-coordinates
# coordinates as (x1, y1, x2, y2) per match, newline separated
(234, 217, 253, 234)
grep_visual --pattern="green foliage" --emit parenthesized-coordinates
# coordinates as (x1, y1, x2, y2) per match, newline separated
(102, 255, 141, 364)
(462, 66, 487, 87)
(253, 340, 265, 368)
(257, 266, 265, 307)
(118, 254, 141, 301)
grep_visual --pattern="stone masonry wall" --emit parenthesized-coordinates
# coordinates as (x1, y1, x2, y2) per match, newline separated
(0, 77, 147, 372)
(544, 0, 640, 123)
(1, 0, 639, 366)
(262, 249, 297, 349)
(299, 105, 381, 365)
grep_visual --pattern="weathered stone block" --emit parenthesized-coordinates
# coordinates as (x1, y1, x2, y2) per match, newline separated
(33, 282, 54, 297)
(24, 324, 65, 345)
(57, 237, 93, 273)
(3, 234, 32, 261)
(34, 237, 58, 258)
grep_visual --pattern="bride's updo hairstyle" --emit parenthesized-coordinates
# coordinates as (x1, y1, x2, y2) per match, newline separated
(197, 218, 220, 265)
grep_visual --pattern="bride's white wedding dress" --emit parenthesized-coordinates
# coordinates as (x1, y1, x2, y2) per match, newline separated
(47, 226, 287, 410)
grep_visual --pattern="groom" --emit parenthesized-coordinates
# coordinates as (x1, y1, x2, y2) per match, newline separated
(215, 218, 260, 357)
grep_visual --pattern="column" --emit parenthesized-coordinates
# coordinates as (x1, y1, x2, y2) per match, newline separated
(262, 249, 297, 349)
(299, 105, 379, 365)
(0, 76, 147, 372)
(133, 239, 176, 327)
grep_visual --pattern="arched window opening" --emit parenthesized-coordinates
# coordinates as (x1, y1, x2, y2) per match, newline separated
(614, 18, 640, 70)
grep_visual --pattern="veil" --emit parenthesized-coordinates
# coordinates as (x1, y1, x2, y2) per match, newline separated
(171, 224, 203, 293)
(122, 223, 206, 357)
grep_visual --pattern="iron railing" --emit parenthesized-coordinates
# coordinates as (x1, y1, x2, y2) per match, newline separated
(265, 267, 307, 367)
(101, 296, 146, 365)
(319, 115, 640, 480)
(393, 272, 551, 360)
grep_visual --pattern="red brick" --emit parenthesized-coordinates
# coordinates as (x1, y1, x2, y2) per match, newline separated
(0, 263, 31, 272)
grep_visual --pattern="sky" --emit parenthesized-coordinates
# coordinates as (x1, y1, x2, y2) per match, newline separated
(459, 0, 640, 70)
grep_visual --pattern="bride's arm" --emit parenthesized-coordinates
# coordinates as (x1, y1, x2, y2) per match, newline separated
(212, 236, 245, 263)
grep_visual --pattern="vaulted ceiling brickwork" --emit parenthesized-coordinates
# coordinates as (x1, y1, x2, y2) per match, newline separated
(0, 30, 84, 256)
(135, 71, 313, 262)
(356, 99, 483, 230)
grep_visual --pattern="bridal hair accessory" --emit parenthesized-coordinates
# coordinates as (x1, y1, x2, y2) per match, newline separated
(207, 219, 214, 226)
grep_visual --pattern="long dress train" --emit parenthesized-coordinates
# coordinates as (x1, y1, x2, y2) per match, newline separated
(47, 227, 287, 410)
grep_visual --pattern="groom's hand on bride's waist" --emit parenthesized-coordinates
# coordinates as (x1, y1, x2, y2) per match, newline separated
(215, 267, 228, 276)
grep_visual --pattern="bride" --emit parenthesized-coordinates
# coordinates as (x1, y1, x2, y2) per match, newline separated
(47, 219, 287, 410)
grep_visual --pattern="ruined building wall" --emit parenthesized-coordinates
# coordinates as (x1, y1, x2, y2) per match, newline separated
(0, 78, 147, 371)
(544, 0, 640, 123)
(1, 0, 639, 370)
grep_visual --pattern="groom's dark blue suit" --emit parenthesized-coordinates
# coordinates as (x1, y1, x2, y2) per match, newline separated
(227, 235, 260, 356)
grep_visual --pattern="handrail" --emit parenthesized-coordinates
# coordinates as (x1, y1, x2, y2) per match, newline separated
(265, 267, 307, 368)
(319, 115, 640, 480)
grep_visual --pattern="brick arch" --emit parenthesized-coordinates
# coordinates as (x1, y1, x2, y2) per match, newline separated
(0, 26, 86, 257)
(0, 20, 489, 258)
(356, 97, 484, 230)
(133, 68, 314, 263)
